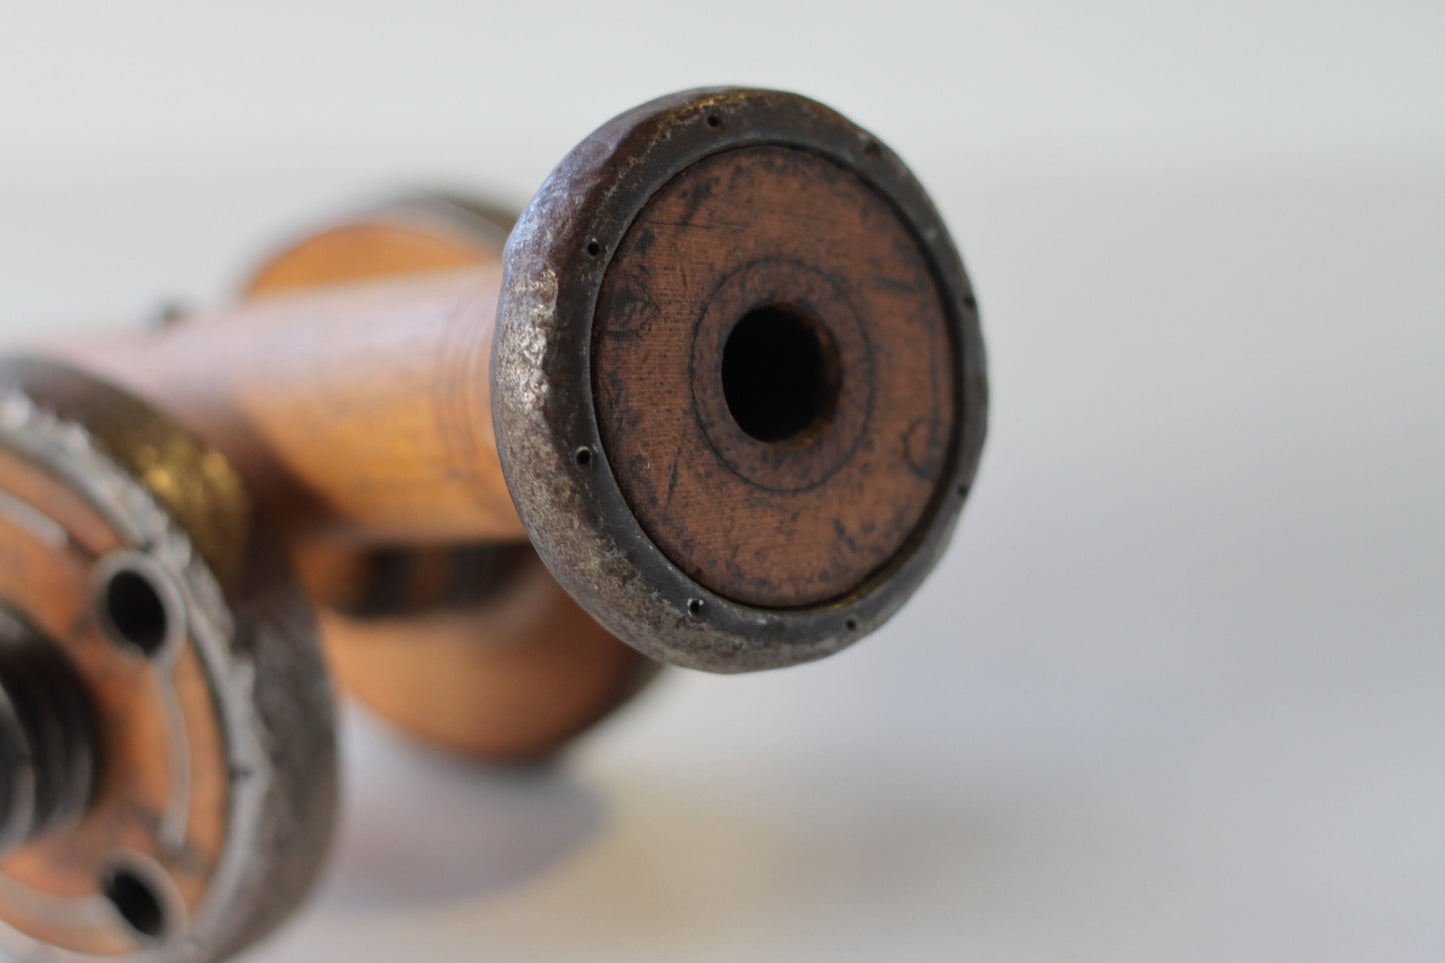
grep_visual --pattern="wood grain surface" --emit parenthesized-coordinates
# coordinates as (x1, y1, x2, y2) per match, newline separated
(237, 208, 655, 760)
(60, 268, 517, 544)
(245, 220, 500, 295)
(593, 146, 956, 608)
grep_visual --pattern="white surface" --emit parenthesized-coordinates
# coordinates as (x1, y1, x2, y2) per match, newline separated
(2, 3, 1442, 961)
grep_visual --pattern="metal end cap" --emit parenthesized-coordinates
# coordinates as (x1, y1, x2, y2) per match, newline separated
(493, 87, 987, 673)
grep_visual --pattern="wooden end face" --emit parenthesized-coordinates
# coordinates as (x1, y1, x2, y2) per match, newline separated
(594, 144, 956, 608)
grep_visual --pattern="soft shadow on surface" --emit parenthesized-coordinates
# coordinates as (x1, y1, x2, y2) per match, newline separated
(428, 759, 1019, 961)
(268, 750, 1009, 963)
(313, 707, 607, 912)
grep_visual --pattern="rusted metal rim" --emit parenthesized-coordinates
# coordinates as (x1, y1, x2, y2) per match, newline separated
(0, 360, 336, 963)
(494, 88, 988, 673)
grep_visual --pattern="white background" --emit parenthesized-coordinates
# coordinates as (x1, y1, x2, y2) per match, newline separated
(2, 2, 1443, 960)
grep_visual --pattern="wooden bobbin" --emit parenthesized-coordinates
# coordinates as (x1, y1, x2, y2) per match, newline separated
(56, 87, 987, 675)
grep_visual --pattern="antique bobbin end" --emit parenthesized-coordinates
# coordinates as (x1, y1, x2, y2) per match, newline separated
(494, 88, 987, 672)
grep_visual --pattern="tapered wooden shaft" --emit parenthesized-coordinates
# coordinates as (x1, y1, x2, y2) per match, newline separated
(62, 267, 519, 545)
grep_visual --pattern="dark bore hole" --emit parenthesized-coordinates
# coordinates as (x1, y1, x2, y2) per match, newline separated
(102, 569, 168, 657)
(103, 866, 167, 940)
(722, 303, 841, 445)
(575, 446, 594, 468)
(586, 239, 602, 258)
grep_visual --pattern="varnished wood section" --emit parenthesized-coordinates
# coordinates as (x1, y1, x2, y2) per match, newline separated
(320, 550, 653, 761)
(241, 207, 513, 611)
(245, 221, 500, 295)
(235, 203, 657, 760)
(60, 268, 518, 544)
(593, 146, 956, 608)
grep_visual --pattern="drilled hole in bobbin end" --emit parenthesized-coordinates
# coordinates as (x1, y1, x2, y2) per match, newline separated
(99, 568, 170, 658)
(102, 865, 168, 941)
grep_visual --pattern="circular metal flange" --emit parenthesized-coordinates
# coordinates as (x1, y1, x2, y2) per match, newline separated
(494, 87, 988, 673)
(0, 359, 337, 962)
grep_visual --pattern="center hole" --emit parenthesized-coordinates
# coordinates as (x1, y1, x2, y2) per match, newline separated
(101, 569, 169, 657)
(721, 303, 841, 444)
(102, 865, 168, 940)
